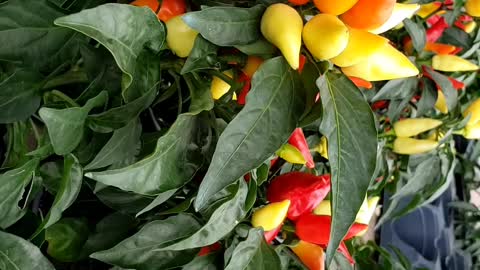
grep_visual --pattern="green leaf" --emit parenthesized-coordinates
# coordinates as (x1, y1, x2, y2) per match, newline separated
(80, 212, 136, 258)
(159, 180, 248, 251)
(423, 66, 457, 112)
(182, 253, 219, 270)
(185, 73, 214, 114)
(85, 119, 142, 170)
(0, 70, 44, 123)
(182, 5, 264, 46)
(416, 78, 438, 116)
(403, 18, 426, 53)
(181, 36, 218, 74)
(95, 186, 154, 214)
(34, 154, 83, 236)
(0, 0, 84, 71)
(2, 121, 34, 168)
(0, 159, 39, 229)
(195, 56, 305, 210)
(122, 50, 161, 102)
(371, 78, 417, 102)
(40, 91, 108, 155)
(224, 228, 282, 270)
(0, 231, 55, 270)
(438, 27, 472, 50)
(86, 114, 207, 195)
(316, 73, 377, 265)
(45, 217, 89, 262)
(91, 214, 202, 270)
(54, 3, 166, 88)
(234, 38, 277, 56)
(88, 87, 156, 133)
(135, 189, 178, 217)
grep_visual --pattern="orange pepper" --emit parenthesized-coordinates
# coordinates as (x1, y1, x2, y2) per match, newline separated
(291, 241, 325, 270)
(424, 42, 459, 54)
(349, 76, 373, 89)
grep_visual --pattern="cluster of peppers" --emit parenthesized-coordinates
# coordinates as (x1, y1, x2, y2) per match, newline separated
(251, 171, 379, 269)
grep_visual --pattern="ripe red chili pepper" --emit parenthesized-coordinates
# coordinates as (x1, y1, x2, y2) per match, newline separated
(288, 128, 315, 169)
(422, 66, 465, 90)
(426, 17, 449, 43)
(158, 0, 187, 22)
(295, 214, 368, 245)
(338, 241, 354, 264)
(198, 242, 221, 256)
(371, 100, 389, 110)
(288, 0, 310, 5)
(349, 76, 373, 89)
(237, 72, 251, 105)
(264, 225, 282, 243)
(298, 54, 307, 74)
(267, 172, 330, 220)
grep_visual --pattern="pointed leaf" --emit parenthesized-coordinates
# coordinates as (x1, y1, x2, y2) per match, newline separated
(181, 36, 218, 74)
(0, 159, 39, 229)
(45, 218, 89, 262)
(85, 114, 207, 195)
(0, 231, 54, 270)
(122, 50, 161, 102)
(194, 57, 305, 210)
(54, 3, 166, 88)
(423, 66, 457, 112)
(40, 91, 108, 155)
(91, 214, 201, 270)
(317, 73, 377, 264)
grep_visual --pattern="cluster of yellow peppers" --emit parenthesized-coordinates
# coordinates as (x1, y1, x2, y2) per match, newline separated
(392, 118, 442, 155)
(261, 3, 420, 81)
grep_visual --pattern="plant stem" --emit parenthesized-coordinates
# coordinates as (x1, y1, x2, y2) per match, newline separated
(42, 70, 89, 90)
(50, 90, 80, 107)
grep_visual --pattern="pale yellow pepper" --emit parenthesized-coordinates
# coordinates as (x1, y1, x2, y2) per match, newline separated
(393, 118, 442, 137)
(393, 137, 438, 155)
(166, 16, 198, 58)
(251, 200, 290, 231)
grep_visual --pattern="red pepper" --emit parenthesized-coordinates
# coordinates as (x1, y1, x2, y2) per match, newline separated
(198, 242, 222, 256)
(298, 54, 307, 74)
(158, 0, 187, 22)
(295, 214, 368, 245)
(288, 0, 310, 5)
(422, 66, 465, 90)
(237, 72, 251, 105)
(371, 100, 389, 110)
(338, 241, 354, 265)
(267, 172, 331, 220)
(288, 128, 315, 169)
(264, 225, 282, 243)
(427, 17, 449, 43)
(349, 76, 373, 89)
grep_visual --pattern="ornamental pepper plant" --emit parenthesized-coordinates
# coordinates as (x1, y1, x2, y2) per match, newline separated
(0, 0, 479, 269)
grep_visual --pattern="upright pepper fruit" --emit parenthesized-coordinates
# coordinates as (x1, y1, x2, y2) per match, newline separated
(393, 137, 438, 155)
(210, 70, 237, 100)
(393, 118, 442, 137)
(435, 91, 448, 114)
(276, 144, 306, 165)
(462, 98, 480, 139)
(267, 172, 331, 220)
(291, 240, 325, 270)
(166, 16, 198, 57)
(432, 55, 479, 72)
(251, 200, 290, 231)
(261, 4, 303, 69)
(303, 14, 350, 60)
(314, 197, 380, 225)
(288, 128, 315, 169)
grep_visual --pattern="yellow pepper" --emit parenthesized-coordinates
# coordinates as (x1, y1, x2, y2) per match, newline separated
(462, 98, 480, 139)
(416, 2, 442, 18)
(465, 21, 477, 34)
(313, 197, 379, 225)
(435, 90, 448, 114)
(393, 137, 438, 155)
(210, 70, 237, 100)
(303, 14, 350, 60)
(466, 0, 480, 17)
(251, 200, 290, 231)
(261, 4, 303, 69)
(291, 240, 325, 270)
(432, 55, 479, 72)
(242, 56, 264, 78)
(393, 118, 442, 137)
(276, 144, 306, 165)
(166, 16, 198, 58)
(341, 44, 419, 81)
(314, 137, 329, 160)
(331, 28, 388, 67)
(369, 3, 420, 34)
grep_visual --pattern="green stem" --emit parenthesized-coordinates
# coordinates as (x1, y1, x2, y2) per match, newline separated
(50, 90, 80, 107)
(208, 70, 236, 86)
(42, 70, 89, 90)
(29, 118, 41, 146)
(218, 54, 247, 66)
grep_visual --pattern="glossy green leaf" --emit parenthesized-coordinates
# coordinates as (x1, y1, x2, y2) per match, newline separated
(182, 5, 264, 46)
(0, 0, 84, 71)
(416, 78, 438, 116)
(317, 73, 377, 265)
(182, 253, 219, 270)
(234, 38, 277, 56)
(45, 217, 89, 262)
(34, 154, 83, 236)
(0, 70, 44, 124)
(403, 18, 426, 53)
(85, 119, 142, 170)
(55, 3, 166, 88)
(181, 36, 218, 74)
(136, 188, 178, 217)
(195, 56, 305, 210)
(423, 66, 457, 112)
(86, 114, 207, 195)
(224, 228, 282, 270)
(159, 180, 248, 251)
(88, 87, 156, 133)
(0, 231, 55, 270)
(91, 214, 201, 270)
(0, 159, 39, 229)
(95, 185, 154, 214)
(185, 73, 214, 114)
(371, 78, 417, 102)
(39, 91, 108, 155)
(2, 121, 34, 168)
